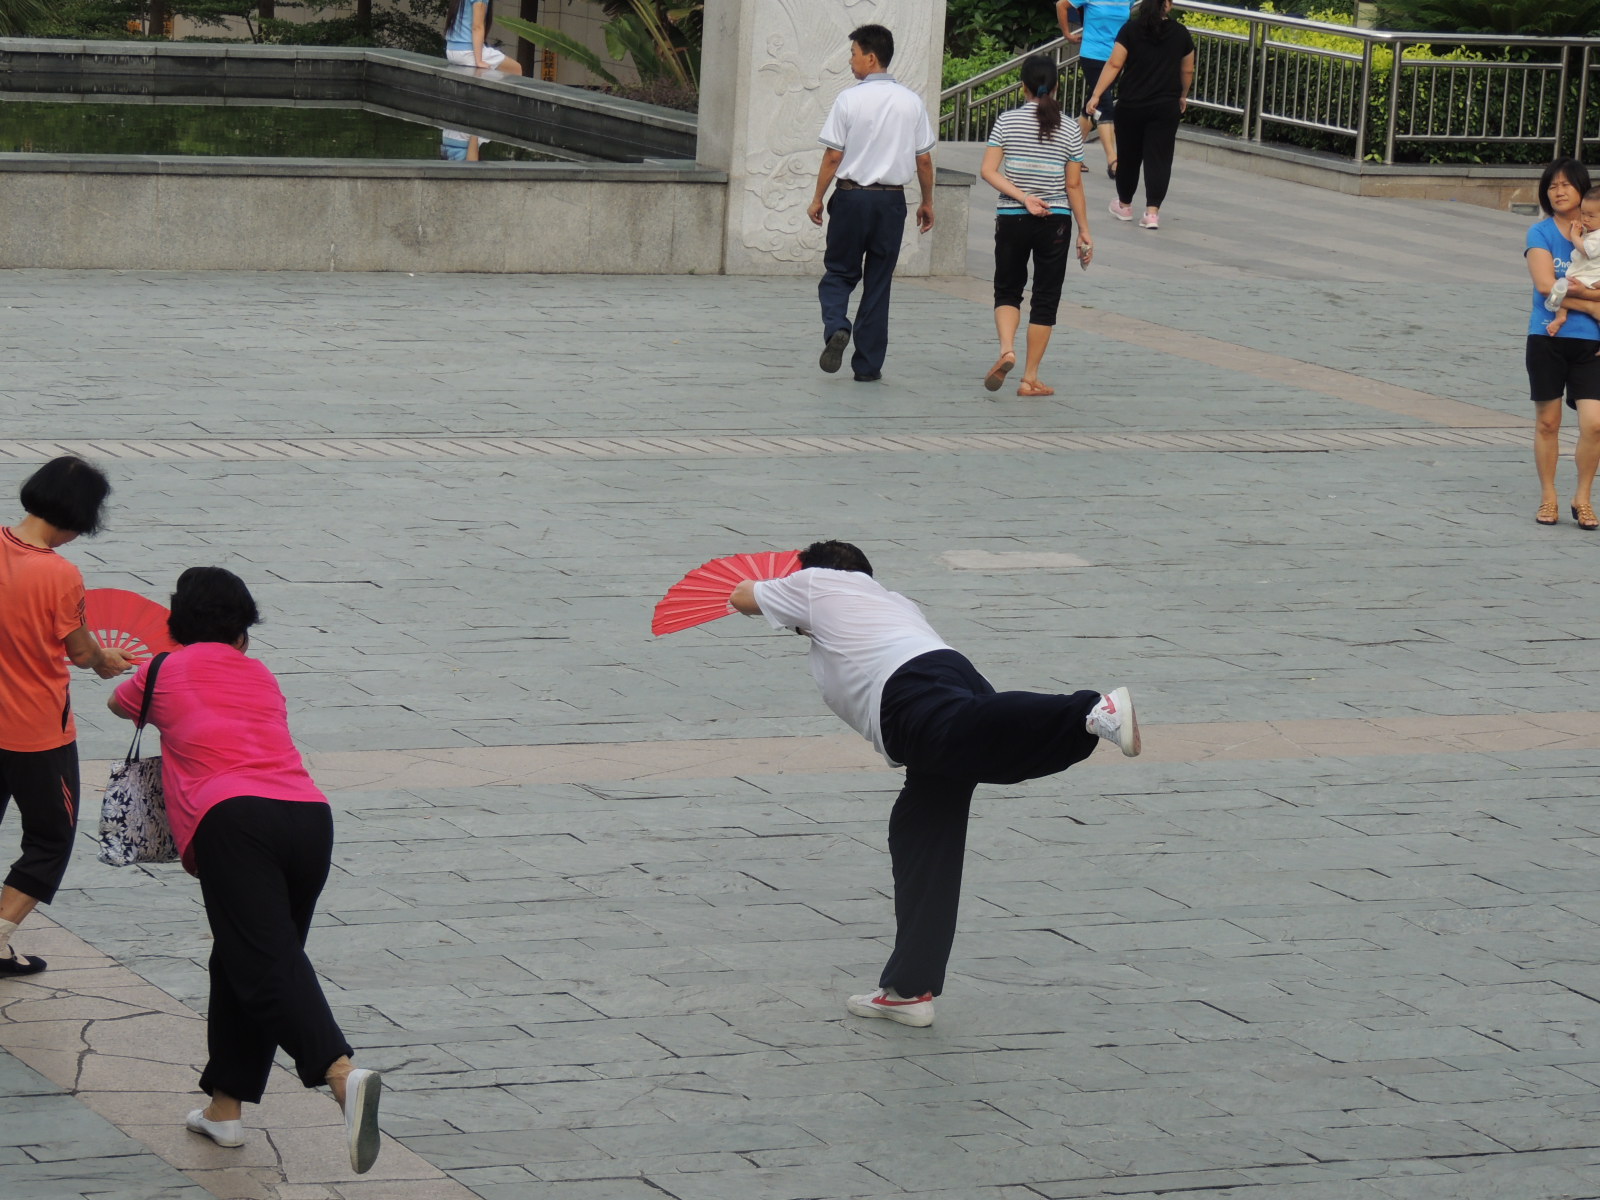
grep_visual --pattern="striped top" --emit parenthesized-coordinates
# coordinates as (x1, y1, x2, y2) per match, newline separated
(986, 103, 1084, 215)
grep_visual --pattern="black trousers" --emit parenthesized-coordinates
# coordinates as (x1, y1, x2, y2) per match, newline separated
(0, 742, 80, 904)
(993, 213, 1074, 327)
(819, 186, 908, 376)
(1114, 104, 1181, 210)
(192, 796, 351, 1104)
(876, 651, 1100, 997)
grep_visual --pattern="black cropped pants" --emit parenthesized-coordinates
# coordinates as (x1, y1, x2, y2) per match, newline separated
(0, 742, 80, 904)
(192, 796, 352, 1104)
(993, 213, 1074, 327)
(876, 651, 1100, 998)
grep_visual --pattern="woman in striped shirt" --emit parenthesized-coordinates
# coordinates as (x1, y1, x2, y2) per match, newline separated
(979, 55, 1094, 397)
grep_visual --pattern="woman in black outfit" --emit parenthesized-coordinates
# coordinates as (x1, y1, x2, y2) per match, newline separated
(1086, 0, 1195, 230)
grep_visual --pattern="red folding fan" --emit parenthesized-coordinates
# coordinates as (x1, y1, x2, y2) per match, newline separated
(81, 588, 178, 662)
(652, 550, 801, 635)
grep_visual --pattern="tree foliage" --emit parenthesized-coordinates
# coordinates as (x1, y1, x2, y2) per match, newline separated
(500, 0, 699, 89)
(1375, 0, 1600, 35)
(944, 0, 1059, 57)
(0, 0, 49, 35)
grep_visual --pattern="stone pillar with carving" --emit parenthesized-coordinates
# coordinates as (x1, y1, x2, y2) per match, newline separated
(698, 0, 954, 276)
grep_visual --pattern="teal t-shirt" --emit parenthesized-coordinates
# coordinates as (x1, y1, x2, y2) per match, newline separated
(1077, 0, 1133, 62)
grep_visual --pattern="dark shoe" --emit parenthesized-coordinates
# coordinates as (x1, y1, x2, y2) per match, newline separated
(819, 329, 850, 373)
(1106, 161, 1117, 180)
(853, 371, 882, 382)
(0, 952, 46, 976)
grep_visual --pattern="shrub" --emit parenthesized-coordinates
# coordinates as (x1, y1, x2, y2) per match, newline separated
(943, 32, 1021, 92)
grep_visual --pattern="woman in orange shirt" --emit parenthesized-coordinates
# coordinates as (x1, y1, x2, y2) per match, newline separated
(0, 457, 132, 975)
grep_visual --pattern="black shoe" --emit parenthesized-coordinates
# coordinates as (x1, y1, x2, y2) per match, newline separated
(853, 371, 882, 382)
(819, 329, 850, 373)
(0, 952, 46, 976)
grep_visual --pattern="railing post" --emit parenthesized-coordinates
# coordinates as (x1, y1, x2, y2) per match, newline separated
(1354, 36, 1374, 163)
(1555, 44, 1571, 163)
(1385, 38, 1403, 165)
(1570, 44, 1587, 160)
(1250, 19, 1265, 142)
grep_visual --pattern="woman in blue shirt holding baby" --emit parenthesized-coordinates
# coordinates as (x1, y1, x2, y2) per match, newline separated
(1525, 158, 1600, 529)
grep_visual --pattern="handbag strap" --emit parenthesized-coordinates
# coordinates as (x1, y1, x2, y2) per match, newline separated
(124, 651, 170, 765)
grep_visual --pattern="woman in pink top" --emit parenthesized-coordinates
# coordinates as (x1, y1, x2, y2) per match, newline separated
(110, 567, 382, 1175)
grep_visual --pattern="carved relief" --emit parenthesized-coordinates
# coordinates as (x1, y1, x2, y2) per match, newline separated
(730, 0, 940, 271)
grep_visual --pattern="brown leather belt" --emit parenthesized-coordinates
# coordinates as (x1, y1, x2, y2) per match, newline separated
(836, 180, 904, 191)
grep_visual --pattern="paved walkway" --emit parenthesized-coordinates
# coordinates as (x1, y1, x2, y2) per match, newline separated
(6, 145, 1600, 1200)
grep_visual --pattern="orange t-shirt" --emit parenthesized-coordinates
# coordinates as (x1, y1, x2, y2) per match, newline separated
(0, 528, 86, 752)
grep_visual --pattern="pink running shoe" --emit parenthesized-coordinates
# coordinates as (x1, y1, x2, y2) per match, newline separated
(1138, 211, 1160, 229)
(1109, 199, 1133, 221)
(847, 987, 935, 1027)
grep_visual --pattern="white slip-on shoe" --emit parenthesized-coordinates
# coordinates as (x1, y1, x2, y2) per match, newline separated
(1086, 686, 1141, 757)
(342, 1068, 383, 1174)
(185, 1108, 244, 1148)
(846, 987, 935, 1028)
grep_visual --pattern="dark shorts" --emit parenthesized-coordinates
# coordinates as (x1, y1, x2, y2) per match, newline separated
(1526, 334, 1600, 408)
(1080, 58, 1116, 123)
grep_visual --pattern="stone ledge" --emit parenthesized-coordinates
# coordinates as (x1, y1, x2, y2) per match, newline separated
(1175, 125, 1538, 210)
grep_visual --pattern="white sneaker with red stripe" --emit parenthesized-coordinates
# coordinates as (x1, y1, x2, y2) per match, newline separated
(847, 987, 935, 1027)
(1086, 686, 1141, 756)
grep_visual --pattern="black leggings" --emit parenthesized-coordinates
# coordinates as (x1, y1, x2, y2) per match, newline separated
(193, 796, 352, 1104)
(993, 213, 1074, 327)
(876, 651, 1101, 997)
(1115, 105, 1181, 210)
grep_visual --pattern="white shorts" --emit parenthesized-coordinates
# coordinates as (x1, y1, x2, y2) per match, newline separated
(445, 46, 507, 70)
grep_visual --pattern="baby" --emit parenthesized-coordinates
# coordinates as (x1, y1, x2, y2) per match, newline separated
(1546, 188, 1600, 334)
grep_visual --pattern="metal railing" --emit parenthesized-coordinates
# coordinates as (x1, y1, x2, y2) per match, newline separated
(940, 37, 1080, 144)
(940, 2, 1600, 165)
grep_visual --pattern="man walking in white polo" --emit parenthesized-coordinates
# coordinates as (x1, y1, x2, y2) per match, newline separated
(807, 23, 936, 383)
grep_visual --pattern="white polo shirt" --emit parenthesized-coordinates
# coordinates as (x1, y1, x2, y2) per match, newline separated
(752, 568, 950, 763)
(818, 73, 937, 188)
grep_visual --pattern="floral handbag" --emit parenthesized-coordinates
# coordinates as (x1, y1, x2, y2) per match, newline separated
(98, 652, 180, 867)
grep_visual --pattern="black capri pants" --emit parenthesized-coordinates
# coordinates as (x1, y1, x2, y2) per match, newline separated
(0, 742, 80, 904)
(993, 213, 1074, 327)
(192, 796, 352, 1105)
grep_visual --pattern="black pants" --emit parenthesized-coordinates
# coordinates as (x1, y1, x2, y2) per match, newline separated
(0, 742, 80, 904)
(993, 213, 1074, 327)
(876, 651, 1100, 997)
(1114, 104, 1181, 210)
(819, 186, 908, 376)
(192, 796, 351, 1104)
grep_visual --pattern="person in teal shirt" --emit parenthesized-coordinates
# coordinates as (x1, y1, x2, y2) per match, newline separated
(1059, 0, 1132, 179)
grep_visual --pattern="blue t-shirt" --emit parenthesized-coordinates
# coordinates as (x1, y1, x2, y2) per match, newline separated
(445, 0, 485, 51)
(1076, 0, 1133, 63)
(1527, 217, 1600, 339)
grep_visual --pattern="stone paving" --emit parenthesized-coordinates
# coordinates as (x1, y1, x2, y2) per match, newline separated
(5, 148, 1600, 1200)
